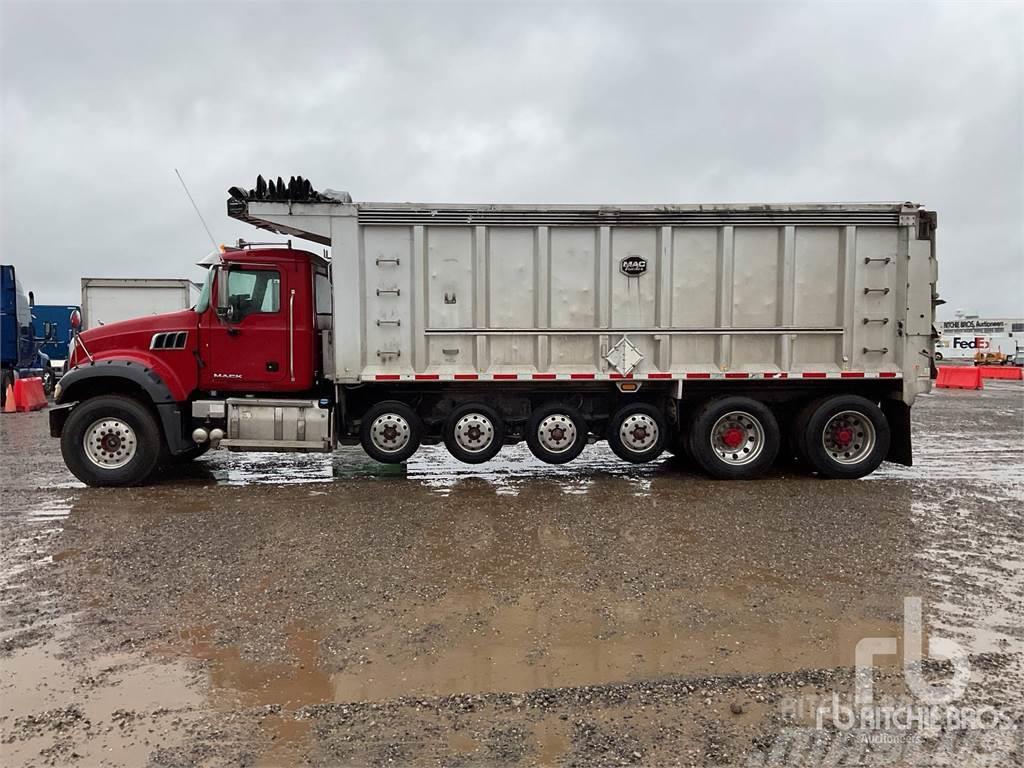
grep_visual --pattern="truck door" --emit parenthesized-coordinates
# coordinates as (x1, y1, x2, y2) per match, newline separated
(200, 266, 289, 390)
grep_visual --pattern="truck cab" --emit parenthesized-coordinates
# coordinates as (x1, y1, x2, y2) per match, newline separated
(2, 264, 55, 406)
(51, 243, 332, 485)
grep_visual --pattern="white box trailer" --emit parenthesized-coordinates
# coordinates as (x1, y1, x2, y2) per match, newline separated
(233, 194, 937, 402)
(80, 277, 197, 329)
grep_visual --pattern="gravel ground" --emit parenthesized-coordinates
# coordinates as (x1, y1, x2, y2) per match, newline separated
(1, 382, 1021, 767)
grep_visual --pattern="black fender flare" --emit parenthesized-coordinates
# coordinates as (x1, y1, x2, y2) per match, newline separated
(53, 360, 190, 455)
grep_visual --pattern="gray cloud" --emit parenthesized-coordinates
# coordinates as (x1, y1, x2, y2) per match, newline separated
(2, 0, 1021, 317)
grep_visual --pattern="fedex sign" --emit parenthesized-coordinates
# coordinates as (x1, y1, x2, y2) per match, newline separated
(952, 336, 989, 350)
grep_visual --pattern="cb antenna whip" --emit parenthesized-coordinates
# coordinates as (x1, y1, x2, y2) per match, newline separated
(174, 168, 218, 250)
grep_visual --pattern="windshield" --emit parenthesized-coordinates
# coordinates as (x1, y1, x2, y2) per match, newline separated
(195, 268, 214, 313)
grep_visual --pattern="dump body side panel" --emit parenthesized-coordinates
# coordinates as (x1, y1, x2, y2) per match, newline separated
(236, 201, 934, 405)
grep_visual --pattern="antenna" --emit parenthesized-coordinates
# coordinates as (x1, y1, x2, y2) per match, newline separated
(174, 168, 218, 250)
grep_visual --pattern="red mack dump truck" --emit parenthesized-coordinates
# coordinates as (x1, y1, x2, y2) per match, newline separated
(50, 176, 938, 486)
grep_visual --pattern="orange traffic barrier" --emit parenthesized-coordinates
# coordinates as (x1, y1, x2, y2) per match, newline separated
(978, 365, 1023, 381)
(8, 377, 48, 412)
(935, 366, 983, 390)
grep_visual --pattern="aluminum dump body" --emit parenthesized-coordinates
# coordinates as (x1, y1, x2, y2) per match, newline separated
(229, 197, 938, 404)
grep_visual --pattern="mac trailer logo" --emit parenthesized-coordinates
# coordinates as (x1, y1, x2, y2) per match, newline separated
(620, 255, 648, 276)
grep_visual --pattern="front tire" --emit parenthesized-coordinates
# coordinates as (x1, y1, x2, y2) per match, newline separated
(797, 395, 890, 479)
(688, 396, 780, 480)
(61, 395, 162, 487)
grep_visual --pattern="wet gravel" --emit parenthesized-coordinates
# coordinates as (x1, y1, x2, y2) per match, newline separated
(1, 382, 1021, 766)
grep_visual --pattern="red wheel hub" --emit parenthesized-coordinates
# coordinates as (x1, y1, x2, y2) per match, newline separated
(721, 426, 745, 449)
(834, 427, 853, 447)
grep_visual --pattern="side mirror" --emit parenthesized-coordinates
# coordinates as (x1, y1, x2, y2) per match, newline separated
(44, 321, 57, 341)
(69, 309, 82, 332)
(215, 266, 234, 323)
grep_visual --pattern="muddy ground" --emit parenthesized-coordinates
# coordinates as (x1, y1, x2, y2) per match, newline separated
(1, 383, 1021, 767)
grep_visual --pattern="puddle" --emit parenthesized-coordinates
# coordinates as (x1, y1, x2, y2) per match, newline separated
(193, 442, 670, 497)
(0, 616, 203, 767)
(327, 590, 901, 701)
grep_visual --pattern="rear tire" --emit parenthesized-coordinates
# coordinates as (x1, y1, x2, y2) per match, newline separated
(607, 403, 667, 464)
(443, 403, 504, 464)
(688, 396, 780, 480)
(526, 404, 587, 464)
(61, 395, 162, 487)
(359, 401, 422, 464)
(797, 395, 890, 479)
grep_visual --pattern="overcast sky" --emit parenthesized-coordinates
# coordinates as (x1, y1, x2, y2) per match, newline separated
(2, 0, 1021, 318)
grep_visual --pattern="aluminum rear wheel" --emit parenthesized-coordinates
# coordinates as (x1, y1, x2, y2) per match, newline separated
(443, 404, 504, 464)
(526, 405, 587, 464)
(607, 403, 668, 463)
(359, 401, 423, 464)
(710, 411, 765, 466)
(821, 410, 877, 465)
(369, 413, 412, 455)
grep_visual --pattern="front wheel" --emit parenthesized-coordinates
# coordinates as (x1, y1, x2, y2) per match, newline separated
(61, 395, 163, 487)
(797, 395, 890, 479)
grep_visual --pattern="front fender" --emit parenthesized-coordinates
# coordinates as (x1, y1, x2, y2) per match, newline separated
(55, 360, 191, 455)
(58, 359, 179, 406)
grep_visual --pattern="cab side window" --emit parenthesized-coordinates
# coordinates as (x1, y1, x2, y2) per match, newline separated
(227, 269, 280, 320)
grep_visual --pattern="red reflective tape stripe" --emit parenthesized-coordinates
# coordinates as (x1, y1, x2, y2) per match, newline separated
(879, 371, 898, 378)
(376, 374, 401, 381)
(532, 373, 557, 380)
(647, 373, 672, 379)
(841, 372, 865, 378)
(686, 372, 712, 379)
(492, 373, 518, 380)
(570, 373, 595, 380)
(453, 374, 478, 380)
(609, 372, 634, 379)
(802, 372, 827, 379)
(415, 374, 440, 380)
(724, 372, 748, 379)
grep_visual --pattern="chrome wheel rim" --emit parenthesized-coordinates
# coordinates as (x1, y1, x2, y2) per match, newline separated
(618, 413, 659, 453)
(537, 414, 578, 454)
(369, 413, 412, 454)
(83, 418, 137, 469)
(710, 411, 765, 466)
(452, 413, 496, 454)
(822, 410, 876, 465)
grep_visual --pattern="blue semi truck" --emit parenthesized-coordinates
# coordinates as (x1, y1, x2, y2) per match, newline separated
(1, 264, 57, 407)
(31, 303, 80, 384)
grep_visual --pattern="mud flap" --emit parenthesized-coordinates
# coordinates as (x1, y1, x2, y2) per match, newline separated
(48, 403, 74, 437)
(882, 399, 912, 466)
